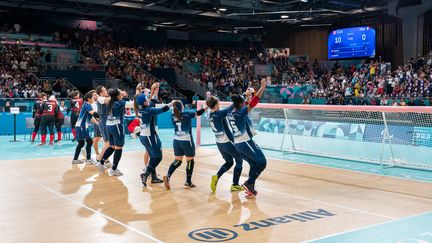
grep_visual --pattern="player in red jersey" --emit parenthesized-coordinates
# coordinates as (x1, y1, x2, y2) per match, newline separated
(31, 93, 47, 143)
(70, 91, 83, 141)
(38, 95, 60, 145)
(51, 96, 65, 144)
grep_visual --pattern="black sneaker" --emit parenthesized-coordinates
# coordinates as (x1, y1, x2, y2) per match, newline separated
(140, 173, 149, 187)
(151, 176, 163, 184)
(242, 182, 257, 196)
(184, 181, 196, 188)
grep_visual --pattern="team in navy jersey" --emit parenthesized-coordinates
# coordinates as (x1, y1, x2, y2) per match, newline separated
(163, 100, 206, 190)
(47, 78, 269, 198)
(226, 78, 268, 197)
(206, 96, 244, 192)
(72, 90, 101, 165)
(135, 94, 173, 187)
(96, 88, 133, 177)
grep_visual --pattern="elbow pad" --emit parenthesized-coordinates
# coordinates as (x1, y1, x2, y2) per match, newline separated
(162, 105, 170, 112)
(196, 108, 206, 116)
(92, 112, 101, 119)
(249, 96, 260, 108)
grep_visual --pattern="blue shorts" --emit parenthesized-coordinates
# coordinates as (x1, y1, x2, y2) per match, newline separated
(99, 123, 109, 142)
(93, 124, 102, 138)
(107, 124, 125, 147)
(140, 135, 162, 158)
(173, 139, 195, 157)
(234, 140, 266, 166)
(217, 141, 242, 162)
(75, 127, 91, 141)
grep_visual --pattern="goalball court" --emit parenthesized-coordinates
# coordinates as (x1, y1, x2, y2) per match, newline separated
(1, 103, 432, 243)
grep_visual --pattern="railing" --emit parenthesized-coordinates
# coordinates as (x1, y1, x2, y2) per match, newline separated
(175, 68, 228, 100)
(40, 63, 105, 71)
(133, 64, 186, 100)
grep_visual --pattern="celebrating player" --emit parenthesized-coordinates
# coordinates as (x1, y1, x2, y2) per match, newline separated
(96, 89, 133, 176)
(95, 86, 112, 167)
(134, 94, 173, 187)
(72, 91, 100, 165)
(38, 95, 60, 145)
(70, 91, 83, 142)
(53, 97, 65, 144)
(206, 96, 244, 192)
(163, 100, 206, 190)
(31, 92, 47, 143)
(227, 78, 268, 197)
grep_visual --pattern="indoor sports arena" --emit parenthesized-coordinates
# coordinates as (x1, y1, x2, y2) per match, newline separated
(0, 0, 432, 242)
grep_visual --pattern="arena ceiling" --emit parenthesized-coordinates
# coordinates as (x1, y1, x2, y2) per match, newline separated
(0, 0, 390, 32)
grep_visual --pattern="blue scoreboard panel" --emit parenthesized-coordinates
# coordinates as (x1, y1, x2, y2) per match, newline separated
(328, 26, 376, 60)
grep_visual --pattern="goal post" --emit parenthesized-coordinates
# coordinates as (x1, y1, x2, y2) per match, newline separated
(196, 100, 432, 171)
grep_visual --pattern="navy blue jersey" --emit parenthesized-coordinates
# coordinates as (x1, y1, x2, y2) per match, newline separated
(172, 111, 196, 141)
(75, 102, 93, 128)
(138, 106, 167, 136)
(227, 107, 254, 143)
(96, 97, 109, 126)
(106, 100, 133, 126)
(208, 105, 234, 143)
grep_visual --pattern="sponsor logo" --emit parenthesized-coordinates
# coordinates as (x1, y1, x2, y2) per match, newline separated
(188, 228, 238, 242)
(189, 209, 336, 242)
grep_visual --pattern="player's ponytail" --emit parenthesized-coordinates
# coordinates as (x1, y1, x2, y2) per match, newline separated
(108, 88, 120, 115)
(173, 100, 183, 121)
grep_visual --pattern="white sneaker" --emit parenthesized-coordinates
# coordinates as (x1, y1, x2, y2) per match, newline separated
(72, 159, 83, 164)
(96, 162, 106, 174)
(104, 161, 112, 169)
(108, 169, 123, 177)
(86, 159, 97, 165)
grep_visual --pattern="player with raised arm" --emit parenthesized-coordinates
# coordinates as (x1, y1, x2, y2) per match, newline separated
(96, 89, 133, 176)
(206, 96, 244, 192)
(94, 86, 112, 168)
(134, 94, 174, 187)
(72, 91, 100, 164)
(227, 78, 268, 197)
(163, 101, 206, 190)
(31, 92, 47, 144)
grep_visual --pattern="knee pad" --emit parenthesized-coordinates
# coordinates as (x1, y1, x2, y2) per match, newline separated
(78, 140, 85, 147)
(86, 138, 93, 145)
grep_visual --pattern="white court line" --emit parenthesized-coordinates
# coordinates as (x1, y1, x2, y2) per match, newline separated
(303, 210, 432, 242)
(158, 164, 395, 220)
(0, 165, 164, 243)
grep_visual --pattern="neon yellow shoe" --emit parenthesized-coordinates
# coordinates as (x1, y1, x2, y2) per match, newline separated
(230, 184, 244, 192)
(210, 175, 218, 193)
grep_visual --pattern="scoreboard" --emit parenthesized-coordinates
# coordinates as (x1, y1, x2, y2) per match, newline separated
(328, 26, 376, 60)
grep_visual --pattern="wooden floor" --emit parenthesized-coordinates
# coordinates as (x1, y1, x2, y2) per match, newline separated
(1, 147, 431, 243)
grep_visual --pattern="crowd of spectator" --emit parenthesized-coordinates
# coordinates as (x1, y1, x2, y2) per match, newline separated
(1, 23, 432, 107)
(0, 44, 74, 99)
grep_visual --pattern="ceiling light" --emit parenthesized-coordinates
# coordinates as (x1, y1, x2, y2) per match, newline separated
(302, 17, 313, 20)
(281, 15, 289, 19)
(218, 8, 227, 11)
(300, 0, 308, 2)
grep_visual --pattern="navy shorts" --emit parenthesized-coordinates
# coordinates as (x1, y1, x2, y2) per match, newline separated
(93, 124, 102, 138)
(234, 140, 267, 166)
(140, 135, 162, 158)
(217, 141, 242, 162)
(173, 139, 195, 157)
(71, 115, 78, 129)
(76, 127, 91, 141)
(99, 124, 109, 142)
(107, 124, 125, 146)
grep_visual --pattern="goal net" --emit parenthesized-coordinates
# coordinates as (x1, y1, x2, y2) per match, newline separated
(196, 101, 432, 171)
